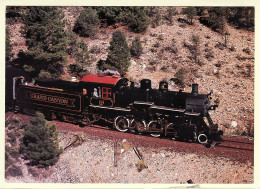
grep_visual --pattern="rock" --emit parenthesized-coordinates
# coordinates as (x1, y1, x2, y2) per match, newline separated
(160, 152, 165, 158)
(230, 121, 238, 128)
(130, 60, 136, 66)
(213, 68, 219, 75)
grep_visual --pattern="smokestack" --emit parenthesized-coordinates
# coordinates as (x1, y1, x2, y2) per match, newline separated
(192, 84, 198, 95)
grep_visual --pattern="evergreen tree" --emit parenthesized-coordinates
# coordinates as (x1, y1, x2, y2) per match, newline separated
(184, 7, 197, 25)
(67, 31, 78, 56)
(130, 37, 143, 58)
(228, 7, 254, 30)
(93, 7, 123, 25)
(20, 112, 62, 167)
(6, 26, 13, 63)
(22, 7, 68, 78)
(74, 7, 100, 38)
(70, 40, 91, 78)
(104, 30, 130, 74)
(128, 7, 150, 33)
(208, 7, 227, 32)
(165, 7, 176, 25)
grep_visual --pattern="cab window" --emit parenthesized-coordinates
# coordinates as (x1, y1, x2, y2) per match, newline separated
(102, 87, 112, 99)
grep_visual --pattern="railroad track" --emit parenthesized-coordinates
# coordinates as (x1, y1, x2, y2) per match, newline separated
(216, 136, 254, 152)
(6, 111, 254, 163)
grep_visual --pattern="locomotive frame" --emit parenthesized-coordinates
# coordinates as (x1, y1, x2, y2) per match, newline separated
(12, 74, 223, 146)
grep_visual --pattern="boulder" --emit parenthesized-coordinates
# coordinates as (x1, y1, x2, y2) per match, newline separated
(230, 121, 238, 128)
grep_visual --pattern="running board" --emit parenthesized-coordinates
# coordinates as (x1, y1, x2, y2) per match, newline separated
(89, 105, 131, 112)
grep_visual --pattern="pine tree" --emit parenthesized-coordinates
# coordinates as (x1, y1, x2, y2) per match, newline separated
(208, 7, 227, 32)
(74, 7, 100, 38)
(20, 112, 63, 167)
(6, 26, 13, 63)
(130, 37, 143, 58)
(22, 7, 68, 78)
(228, 7, 254, 30)
(93, 7, 123, 25)
(128, 7, 150, 33)
(70, 39, 91, 78)
(104, 30, 130, 74)
(184, 7, 197, 25)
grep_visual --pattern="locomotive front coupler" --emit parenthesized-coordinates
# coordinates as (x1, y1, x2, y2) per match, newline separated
(207, 129, 224, 147)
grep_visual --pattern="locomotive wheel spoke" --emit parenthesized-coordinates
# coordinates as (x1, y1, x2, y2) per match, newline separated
(131, 119, 146, 133)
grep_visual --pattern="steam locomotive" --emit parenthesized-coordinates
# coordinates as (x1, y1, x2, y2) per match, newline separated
(12, 74, 223, 145)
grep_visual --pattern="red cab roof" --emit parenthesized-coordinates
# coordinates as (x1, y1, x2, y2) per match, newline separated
(80, 74, 121, 85)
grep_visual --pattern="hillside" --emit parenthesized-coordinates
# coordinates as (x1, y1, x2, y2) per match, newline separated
(6, 6, 254, 137)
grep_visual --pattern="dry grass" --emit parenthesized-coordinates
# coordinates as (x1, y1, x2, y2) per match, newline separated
(136, 160, 148, 172)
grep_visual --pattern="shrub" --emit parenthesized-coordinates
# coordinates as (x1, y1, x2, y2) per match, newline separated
(6, 26, 13, 63)
(214, 98, 220, 104)
(152, 12, 162, 28)
(184, 34, 201, 64)
(229, 46, 236, 52)
(165, 7, 176, 25)
(243, 47, 251, 55)
(153, 42, 160, 48)
(205, 48, 215, 60)
(90, 46, 101, 54)
(38, 70, 52, 78)
(6, 165, 23, 177)
(149, 60, 157, 65)
(130, 37, 143, 58)
(161, 66, 168, 72)
(157, 34, 164, 41)
(74, 7, 100, 38)
(23, 65, 35, 73)
(174, 68, 186, 85)
(165, 46, 178, 54)
(20, 112, 63, 167)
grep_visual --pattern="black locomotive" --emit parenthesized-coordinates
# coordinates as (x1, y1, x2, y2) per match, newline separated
(12, 74, 223, 145)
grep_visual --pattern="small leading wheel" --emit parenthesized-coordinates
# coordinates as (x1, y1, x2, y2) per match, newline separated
(114, 116, 129, 132)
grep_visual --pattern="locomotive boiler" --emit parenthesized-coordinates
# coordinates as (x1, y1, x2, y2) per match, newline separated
(12, 74, 223, 145)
